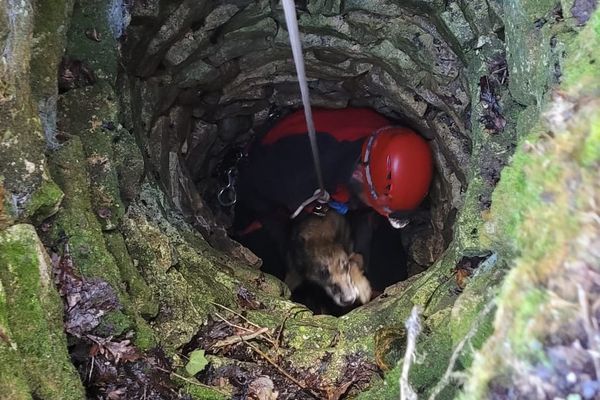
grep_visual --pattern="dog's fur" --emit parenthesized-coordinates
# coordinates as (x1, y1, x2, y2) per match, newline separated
(286, 211, 372, 307)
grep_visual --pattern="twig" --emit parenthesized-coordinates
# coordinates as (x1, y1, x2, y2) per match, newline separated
(275, 309, 295, 350)
(577, 285, 600, 378)
(400, 306, 421, 400)
(210, 301, 262, 329)
(188, 298, 203, 320)
(243, 340, 321, 399)
(154, 365, 229, 396)
(214, 312, 255, 333)
(88, 356, 95, 382)
(213, 311, 277, 346)
(213, 327, 269, 348)
(427, 300, 496, 400)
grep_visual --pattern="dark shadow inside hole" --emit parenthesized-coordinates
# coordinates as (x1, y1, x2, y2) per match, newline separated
(221, 107, 435, 315)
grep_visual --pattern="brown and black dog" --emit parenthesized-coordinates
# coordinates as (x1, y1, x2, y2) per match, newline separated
(286, 211, 372, 307)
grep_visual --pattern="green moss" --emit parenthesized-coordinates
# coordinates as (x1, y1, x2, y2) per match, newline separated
(57, 83, 126, 231)
(357, 363, 401, 400)
(0, 224, 85, 399)
(0, 278, 33, 400)
(562, 10, 600, 90)
(25, 177, 64, 224)
(48, 137, 125, 290)
(65, 0, 119, 83)
(181, 382, 229, 400)
(30, 0, 75, 100)
(481, 144, 545, 256)
(132, 315, 158, 350)
(579, 112, 600, 167)
(104, 231, 159, 318)
(506, 287, 549, 355)
(93, 309, 133, 337)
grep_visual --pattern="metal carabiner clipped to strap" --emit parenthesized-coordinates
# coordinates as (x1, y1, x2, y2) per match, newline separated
(217, 168, 237, 207)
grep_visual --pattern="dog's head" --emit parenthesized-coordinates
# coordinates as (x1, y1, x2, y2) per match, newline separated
(305, 244, 364, 307)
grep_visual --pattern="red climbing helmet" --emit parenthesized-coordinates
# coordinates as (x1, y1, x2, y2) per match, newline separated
(359, 126, 433, 217)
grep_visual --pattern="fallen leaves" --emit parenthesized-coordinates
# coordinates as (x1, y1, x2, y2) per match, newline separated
(237, 285, 263, 310)
(88, 335, 141, 364)
(479, 75, 506, 134)
(51, 244, 120, 338)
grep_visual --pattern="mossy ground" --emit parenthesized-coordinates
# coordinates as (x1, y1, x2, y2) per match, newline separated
(0, 225, 85, 399)
(1, 1, 599, 399)
(461, 9, 600, 397)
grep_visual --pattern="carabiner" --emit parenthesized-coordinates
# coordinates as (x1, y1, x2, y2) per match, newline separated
(217, 168, 237, 207)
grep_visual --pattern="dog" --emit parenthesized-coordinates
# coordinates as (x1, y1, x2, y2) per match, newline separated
(286, 210, 372, 307)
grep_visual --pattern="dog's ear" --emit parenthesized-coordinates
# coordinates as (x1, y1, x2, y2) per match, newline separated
(349, 252, 364, 271)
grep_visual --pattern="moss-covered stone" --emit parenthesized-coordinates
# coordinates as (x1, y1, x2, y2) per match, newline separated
(24, 176, 64, 225)
(104, 231, 159, 318)
(57, 82, 126, 230)
(30, 0, 75, 148)
(0, 224, 85, 399)
(0, 0, 65, 224)
(48, 137, 125, 291)
(0, 278, 32, 400)
(64, 0, 120, 84)
(461, 9, 600, 396)
(504, 0, 573, 107)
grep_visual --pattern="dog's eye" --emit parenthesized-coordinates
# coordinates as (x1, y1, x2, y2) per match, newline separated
(318, 267, 329, 281)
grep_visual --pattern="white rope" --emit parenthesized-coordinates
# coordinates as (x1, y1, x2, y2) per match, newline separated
(281, 0, 328, 206)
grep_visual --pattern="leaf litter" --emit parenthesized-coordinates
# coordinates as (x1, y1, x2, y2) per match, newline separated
(49, 240, 200, 399)
(48, 238, 380, 399)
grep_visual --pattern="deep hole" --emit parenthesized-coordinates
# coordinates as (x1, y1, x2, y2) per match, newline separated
(210, 109, 438, 315)
(124, 3, 470, 316)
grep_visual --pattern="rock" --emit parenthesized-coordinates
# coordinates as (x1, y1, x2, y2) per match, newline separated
(312, 48, 349, 63)
(363, 67, 429, 122)
(130, 0, 160, 20)
(343, 0, 411, 16)
(222, 0, 271, 33)
(57, 83, 127, 231)
(271, 83, 350, 109)
(440, 1, 476, 48)
(460, 0, 501, 36)
(184, 120, 218, 179)
(571, 0, 598, 25)
(0, 0, 64, 225)
(131, 74, 177, 137)
(307, 0, 341, 16)
(0, 224, 86, 399)
(30, 0, 75, 149)
(164, 29, 210, 66)
(217, 115, 253, 142)
(504, 0, 564, 106)
(204, 4, 240, 30)
(208, 34, 276, 67)
(430, 112, 471, 184)
(136, 0, 210, 76)
(175, 59, 219, 88)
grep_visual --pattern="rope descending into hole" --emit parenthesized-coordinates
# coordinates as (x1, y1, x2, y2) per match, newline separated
(281, 0, 329, 215)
